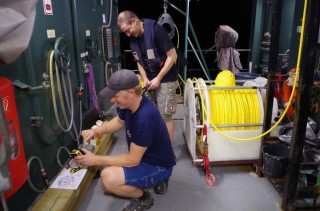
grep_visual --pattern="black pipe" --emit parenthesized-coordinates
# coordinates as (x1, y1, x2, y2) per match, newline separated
(262, 0, 282, 141)
(70, 0, 82, 86)
(282, 0, 320, 209)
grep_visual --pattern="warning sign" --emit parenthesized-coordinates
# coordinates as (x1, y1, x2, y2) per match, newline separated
(43, 0, 53, 15)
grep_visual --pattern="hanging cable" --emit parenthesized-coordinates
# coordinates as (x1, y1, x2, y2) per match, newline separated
(105, 61, 112, 85)
(49, 50, 73, 132)
(49, 45, 81, 146)
(56, 146, 72, 168)
(77, 84, 83, 141)
(27, 156, 48, 193)
(85, 63, 100, 110)
(1, 192, 8, 211)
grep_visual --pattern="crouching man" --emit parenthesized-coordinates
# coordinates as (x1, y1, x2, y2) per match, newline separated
(75, 69, 176, 211)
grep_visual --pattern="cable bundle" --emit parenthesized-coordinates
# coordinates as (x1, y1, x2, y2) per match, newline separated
(85, 63, 99, 110)
(208, 86, 260, 131)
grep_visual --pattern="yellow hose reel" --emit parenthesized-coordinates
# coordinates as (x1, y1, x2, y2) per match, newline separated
(183, 71, 264, 164)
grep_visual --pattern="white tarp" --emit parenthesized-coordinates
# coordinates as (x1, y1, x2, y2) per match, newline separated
(0, 0, 38, 64)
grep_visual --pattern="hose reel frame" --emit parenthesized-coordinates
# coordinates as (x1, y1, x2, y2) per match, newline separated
(184, 78, 264, 165)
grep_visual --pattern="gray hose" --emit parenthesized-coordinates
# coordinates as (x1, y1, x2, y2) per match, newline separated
(1, 192, 8, 211)
(49, 50, 73, 132)
(27, 156, 47, 193)
(56, 146, 71, 168)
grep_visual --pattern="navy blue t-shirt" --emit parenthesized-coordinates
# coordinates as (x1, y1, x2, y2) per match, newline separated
(118, 95, 176, 167)
(130, 21, 178, 82)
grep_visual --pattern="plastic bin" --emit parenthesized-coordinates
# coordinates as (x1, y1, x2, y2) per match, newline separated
(262, 143, 289, 178)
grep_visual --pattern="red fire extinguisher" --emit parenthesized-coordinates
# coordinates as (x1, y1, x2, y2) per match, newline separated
(0, 77, 29, 199)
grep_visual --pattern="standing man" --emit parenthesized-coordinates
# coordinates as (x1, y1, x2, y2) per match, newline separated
(75, 69, 176, 211)
(117, 10, 178, 143)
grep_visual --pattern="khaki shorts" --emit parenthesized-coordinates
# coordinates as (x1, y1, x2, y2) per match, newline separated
(145, 81, 177, 122)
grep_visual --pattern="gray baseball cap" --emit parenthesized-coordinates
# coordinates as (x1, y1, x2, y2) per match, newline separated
(99, 69, 140, 98)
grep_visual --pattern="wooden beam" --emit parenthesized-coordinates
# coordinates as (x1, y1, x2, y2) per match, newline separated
(30, 134, 114, 211)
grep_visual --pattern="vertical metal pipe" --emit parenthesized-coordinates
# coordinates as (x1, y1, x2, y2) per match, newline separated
(282, 0, 320, 209)
(70, 0, 82, 86)
(183, 0, 190, 81)
(164, 0, 210, 81)
(263, 0, 282, 139)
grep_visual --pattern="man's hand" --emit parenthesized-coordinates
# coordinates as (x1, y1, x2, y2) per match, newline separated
(74, 148, 95, 166)
(81, 129, 95, 143)
(148, 77, 160, 90)
(143, 79, 150, 88)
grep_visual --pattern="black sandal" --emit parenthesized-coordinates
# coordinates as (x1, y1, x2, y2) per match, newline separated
(154, 179, 169, 194)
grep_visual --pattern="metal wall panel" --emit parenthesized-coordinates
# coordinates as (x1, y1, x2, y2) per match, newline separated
(0, 1, 119, 210)
(74, 0, 120, 111)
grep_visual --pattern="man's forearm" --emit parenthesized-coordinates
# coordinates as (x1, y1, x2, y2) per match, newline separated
(157, 48, 177, 81)
(93, 116, 124, 136)
(157, 57, 176, 81)
(137, 62, 148, 82)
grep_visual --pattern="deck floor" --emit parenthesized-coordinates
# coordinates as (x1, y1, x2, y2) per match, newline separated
(78, 104, 282, 211)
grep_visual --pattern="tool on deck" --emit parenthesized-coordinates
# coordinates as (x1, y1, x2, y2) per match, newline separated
(202, 124, 216, 186)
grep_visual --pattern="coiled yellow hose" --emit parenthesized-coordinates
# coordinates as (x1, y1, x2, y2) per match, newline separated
(208, 87, 260, 131)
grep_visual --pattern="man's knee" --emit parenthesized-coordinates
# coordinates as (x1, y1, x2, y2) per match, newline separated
(101, 168, 112, 192)
(100, 167, 124, 193)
